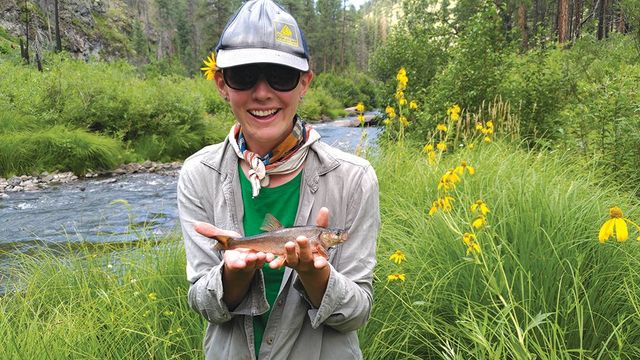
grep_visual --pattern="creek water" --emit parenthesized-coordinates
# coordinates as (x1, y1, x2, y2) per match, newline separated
(0, 120, 380, 289)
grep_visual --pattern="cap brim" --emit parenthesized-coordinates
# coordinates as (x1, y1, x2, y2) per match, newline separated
(216, 48, 309, 71)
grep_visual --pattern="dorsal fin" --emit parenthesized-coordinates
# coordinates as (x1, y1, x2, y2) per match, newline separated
(260, 213, 284, 232)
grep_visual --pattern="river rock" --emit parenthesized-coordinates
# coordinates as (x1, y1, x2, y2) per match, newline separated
(8, 177, 21, 187)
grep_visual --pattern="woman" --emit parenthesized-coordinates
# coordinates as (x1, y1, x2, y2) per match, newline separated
(177, 0, 380, 358)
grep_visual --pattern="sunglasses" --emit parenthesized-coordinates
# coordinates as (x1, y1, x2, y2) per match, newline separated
(222, 64, 301, 92)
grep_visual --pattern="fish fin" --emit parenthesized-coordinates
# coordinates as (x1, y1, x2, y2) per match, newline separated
(212, 235, 231, 250)
(260, 213, 284, 232)
(315, 244, 329, 259)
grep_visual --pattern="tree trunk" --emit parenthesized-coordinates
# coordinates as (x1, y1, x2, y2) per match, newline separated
(573, 0, 583, 39)
(23, 0, 30, 63)
(597, 0, 605, 39)
(54, 0, 62, 52)
(558, 0, 569, 43)
(518, 2, 529, 50)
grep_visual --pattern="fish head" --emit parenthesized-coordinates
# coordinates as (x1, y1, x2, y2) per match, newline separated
(320, 229, 348, 248)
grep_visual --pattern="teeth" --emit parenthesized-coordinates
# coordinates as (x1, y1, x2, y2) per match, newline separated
(250, 109, 277, 117)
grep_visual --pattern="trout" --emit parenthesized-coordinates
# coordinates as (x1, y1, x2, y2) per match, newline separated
(212, 214, 347, 259)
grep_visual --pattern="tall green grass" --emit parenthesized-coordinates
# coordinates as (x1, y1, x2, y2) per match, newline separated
(0, 239, 204, 359)
(2, 141, 640, 358)
(362, 141, 640, 358)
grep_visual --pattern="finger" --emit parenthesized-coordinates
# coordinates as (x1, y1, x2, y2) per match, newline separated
(285, 241, 299, 266)
(315, 207, 329, 228)
(269, 256, 287, 269)
(296, 236, 314, 263)
(194, 222, 241, 238)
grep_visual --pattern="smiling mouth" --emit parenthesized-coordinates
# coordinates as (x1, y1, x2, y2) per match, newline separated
(249, 109, 279, 118)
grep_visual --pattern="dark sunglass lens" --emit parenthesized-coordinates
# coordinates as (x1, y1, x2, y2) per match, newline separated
(224, 65, 260, 90)
(265, 65, 300, 91)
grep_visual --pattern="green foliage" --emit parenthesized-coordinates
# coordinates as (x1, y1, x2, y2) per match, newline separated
(0, 125, 123, 176)
(0, 54, 230, 174)
(361, 141, 640, 358)
(424, 1, 507, 116)
(312, 70, 383, 107)
(298, 86, 347, 120)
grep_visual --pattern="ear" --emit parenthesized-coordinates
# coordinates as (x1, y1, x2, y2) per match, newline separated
(213, 70, 229, 100)
(298, 70, 314, 97)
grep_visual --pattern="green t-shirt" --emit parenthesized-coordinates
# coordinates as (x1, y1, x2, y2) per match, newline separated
(238, 166, 302, 356)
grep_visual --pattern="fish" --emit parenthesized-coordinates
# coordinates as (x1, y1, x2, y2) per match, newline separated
(212, 213, 348, 259)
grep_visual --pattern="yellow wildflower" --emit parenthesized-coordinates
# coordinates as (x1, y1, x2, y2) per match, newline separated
(427, 150, 437, 164)
(358, 114, 365, 124)
(399, 116, 409, 127)
(455, 160, 475, 175)
(437, 170, 460, 191)
(396, 67, 408, 89)
(389, 250, 407, 264)
(436, 123, 447, 132)
(399, 98, 407, 106)
(468, 143, 475, 149)
(409, 100, 418, 109)
(355, 102, 365, 113)
(148, 292, 158, 301)
(486, 120, 494, 128)
(598, 207, 630, 243)
(447, 104, 461, 121)
(395, 90, 405, 100)
(429, 196, 455, 216)
(423, 144, 434, 153)
(472, 215, 487, 229)
(463, 232, 481, 255)
(383, 118, 392, 126)
(470, 200, 490, 215)
(475, 123, 484, 131)
(437, 141, 447, 151)
(200, 52, 216, 81)
(387, 273, 406, 282)
(385, 106, 397, 118)
(484, 136, 492, 142)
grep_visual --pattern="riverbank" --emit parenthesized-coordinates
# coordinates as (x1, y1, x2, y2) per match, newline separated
(0, 161, 182, 196)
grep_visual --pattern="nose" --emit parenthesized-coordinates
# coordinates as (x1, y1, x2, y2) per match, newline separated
(252, 76, 273, 100)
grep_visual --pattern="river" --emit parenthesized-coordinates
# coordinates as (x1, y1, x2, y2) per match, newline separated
(0, 121, 380, 279)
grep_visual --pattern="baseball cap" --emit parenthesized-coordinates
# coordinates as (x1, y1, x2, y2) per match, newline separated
(215, 0, 310, 71)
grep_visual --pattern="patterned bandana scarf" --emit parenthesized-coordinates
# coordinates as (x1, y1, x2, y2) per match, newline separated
(228, 116, 321, 198)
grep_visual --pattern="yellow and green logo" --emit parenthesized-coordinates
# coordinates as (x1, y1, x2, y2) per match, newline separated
(274, 21, 299, 47)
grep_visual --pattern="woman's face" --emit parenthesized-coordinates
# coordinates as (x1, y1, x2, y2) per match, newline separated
(215, 65, 313, 156)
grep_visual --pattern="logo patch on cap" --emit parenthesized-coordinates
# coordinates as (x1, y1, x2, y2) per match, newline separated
(274, 21, 299, 47)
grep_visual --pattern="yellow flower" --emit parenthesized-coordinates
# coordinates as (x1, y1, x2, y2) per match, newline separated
(486, 120, 494, 128)
(455, 160, 475, 175)
(427, 150, 437, 165)
(148, 292, 158, 301)
(423, 144, 434, 153)
(395, 90, 405, 100)
(484, 136, 492, 142)
(389, 250, 407, 264)
(429, 196, 455, 216)
(472, 215, 487, 229)
(463, 232, 481, 255)
(385, 106, 397, 118)
(437, 170, 460, 191)
(200, 52, 216, 81)
(355, 102, 365, 113)
(468, 143, 475, 149)
(399, 115, 409, 127)
(383, 118, 392, 126)
(470, 200, 490, 216)
(399, 98, 407, 106)
(358, 114, 365, 124)
(475, 123, 484, 131)
(447, 104, 461, 121)
(396, 67, 408, 89)
(409, 100, 418, 109)
(598, 207, 629, 243)
(387, 273, 406, 282)
(437, 141, 447, 151)
(436, 123, 447, 132)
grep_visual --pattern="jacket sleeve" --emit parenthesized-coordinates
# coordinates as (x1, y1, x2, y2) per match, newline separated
(178, 162, 268, 324)
(294, 164, 380, 332)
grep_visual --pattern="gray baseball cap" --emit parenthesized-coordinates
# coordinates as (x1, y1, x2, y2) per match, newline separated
(215, 0, 310, 71)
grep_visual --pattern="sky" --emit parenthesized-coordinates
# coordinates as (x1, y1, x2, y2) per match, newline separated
(347, 0, 369, 9)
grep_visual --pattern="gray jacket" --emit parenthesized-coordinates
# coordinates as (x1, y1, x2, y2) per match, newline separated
(178, 138, 380, 360)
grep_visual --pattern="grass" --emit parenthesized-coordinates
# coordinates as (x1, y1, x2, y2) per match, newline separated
(361, 140, 640, 358)
(2, 140, 640, 358)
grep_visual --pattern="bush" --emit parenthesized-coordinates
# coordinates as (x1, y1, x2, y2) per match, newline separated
(0, 125, 123, 176)
(298, 87, 346, 121)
